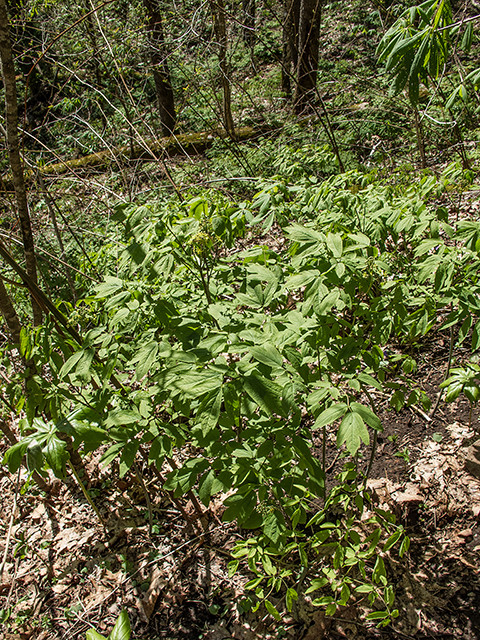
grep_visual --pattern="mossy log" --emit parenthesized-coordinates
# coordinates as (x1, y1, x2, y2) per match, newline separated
(0, 126, 272, 193)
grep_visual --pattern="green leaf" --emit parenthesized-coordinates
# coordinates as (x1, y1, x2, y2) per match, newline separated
(339, 583, 351, 606)
(43, 435, 69, 478)
(286, 270, 319, 289)
(19, 327, 33, 360)
(286, 587, 298, 612)
(197, 389, 222, 437)
(383, 530, 402, 552)
(366, 611, 390, 620)
(243, 373, 285, 417)
(264, 600, 282, 621)
(119, 441, 140, 478)
(59, 350, 85, 380)
(86, 631, 107, 640)
(313, 403, 348, 430)
(337, 411, 369, 455)
(461, 22, 473, 53)
(263, 511, 284, 545)
(95, 276, 124, 298)
(222, 491, 257, 524)
(3, 440, 30, 473)
(399, 535, 410, 557)
(372, 556, 386, 584)
(198, 469, 215, 506)
(305, 578, 329, 594)
(105, 409, 142, 427)
(316, 290, 340, 316)
(171, 370, 222, 399)
(326, 233, 343, 258)
(134, 341, 159, 380)
(350, 402, 382, 431)
(249, 343, 284, 368)
(228, 559, 240, 577)
(100, 442, 124, 468)
(108, 610, 131, 640)
(26, 439, 44, 472)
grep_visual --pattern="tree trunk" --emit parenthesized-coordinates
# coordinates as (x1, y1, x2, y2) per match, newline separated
(294, 0, 323, 114)
(8, 0, 41, 96)
(282, 0, 300, 97)
(83, 2, 103, 87)
(210, 0, 236, 141)
(242, 0, 255, 45)
(0, 275, 22, 344)
(0, 0, 42, 325)
(143, 0, 176, 136)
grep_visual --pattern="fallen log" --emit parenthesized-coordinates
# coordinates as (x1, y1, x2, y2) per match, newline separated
(0, 125, 274, 193)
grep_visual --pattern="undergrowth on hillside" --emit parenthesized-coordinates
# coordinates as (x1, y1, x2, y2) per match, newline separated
(3, 142, 479, 626)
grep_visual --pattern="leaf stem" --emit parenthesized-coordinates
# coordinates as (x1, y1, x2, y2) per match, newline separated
(68, 460, 106, 528)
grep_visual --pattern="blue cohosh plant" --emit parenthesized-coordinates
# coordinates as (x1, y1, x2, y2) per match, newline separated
(3, 157, 480, 627)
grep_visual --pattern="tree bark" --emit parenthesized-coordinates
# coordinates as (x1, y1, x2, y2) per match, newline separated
(282, 0, 300, 97)
(143, 0, 176, 136)
(294, 0, 323, 114)
(210, 0, 236, 141)
(0, 275, 22, 344)
(0, 0, 42, 325)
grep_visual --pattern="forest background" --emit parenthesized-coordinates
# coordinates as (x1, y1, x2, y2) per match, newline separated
(1, 0, 480, 638)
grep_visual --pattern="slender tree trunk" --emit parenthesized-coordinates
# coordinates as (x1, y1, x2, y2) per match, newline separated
(242, 0, 256, 72)
(242, 0, 255, 45)
(0, 276, 22, 344)
(83, 4, 103, 87)
(143, 0, 176, 136)
(0, 0, 42, 325)
(413, 107, 426, 169)
(8, 0, 42, 96)
(210, 0, 236, 141)
(294, 0, 323, 114)
(282, 0, 300, 97)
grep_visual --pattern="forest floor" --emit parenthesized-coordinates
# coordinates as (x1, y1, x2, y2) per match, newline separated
(2, 162, 480, 640)
(1, 330, 480, 640)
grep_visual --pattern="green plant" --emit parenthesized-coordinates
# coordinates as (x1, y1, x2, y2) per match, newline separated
(440, 362, 480, 430)
(377, 0, 475, 166)
(5, 155, 480, 626)
(86, 610, 131, 640)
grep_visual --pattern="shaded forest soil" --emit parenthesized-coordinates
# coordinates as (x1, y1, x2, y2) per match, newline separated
(1, 332, 480, 640)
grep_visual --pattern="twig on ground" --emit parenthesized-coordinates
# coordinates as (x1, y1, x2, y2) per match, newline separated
(0, 468, 20, 581)
(410, 404, 432, 422)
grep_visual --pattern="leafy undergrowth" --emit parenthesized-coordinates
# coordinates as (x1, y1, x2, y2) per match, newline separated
(1, 372, 480, 640)
(2, 144, 480, 638)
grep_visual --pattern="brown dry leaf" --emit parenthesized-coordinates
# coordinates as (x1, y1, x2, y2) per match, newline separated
(51, 581, 70, 595)
(30, 502, 46, 523)
(140, 565, 171, 620)
(83, 580, 114, 610)
(54, 527, 79, 552)
(101, 568, 124, 586)
(391, 483, 424, 504)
